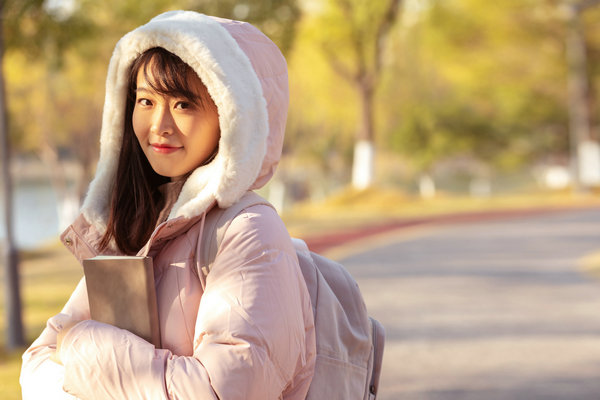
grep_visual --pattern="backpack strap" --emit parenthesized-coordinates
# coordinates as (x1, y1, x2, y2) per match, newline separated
(196, 191, 272, 277)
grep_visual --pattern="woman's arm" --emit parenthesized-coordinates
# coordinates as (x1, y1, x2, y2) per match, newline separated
(55, 206, 313, 399)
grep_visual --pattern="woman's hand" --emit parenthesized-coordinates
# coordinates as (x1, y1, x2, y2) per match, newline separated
(50, 320, 80, 365)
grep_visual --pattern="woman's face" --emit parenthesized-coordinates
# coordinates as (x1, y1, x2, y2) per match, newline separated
(132, 62, 220, 180)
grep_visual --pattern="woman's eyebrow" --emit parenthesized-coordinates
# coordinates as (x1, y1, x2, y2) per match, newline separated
(135, 86, 154, 94)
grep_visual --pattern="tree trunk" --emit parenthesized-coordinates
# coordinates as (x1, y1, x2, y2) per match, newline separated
(565, 4, 592, 190)
(352, 81, 376, 189)
(0, 1, 25, 350)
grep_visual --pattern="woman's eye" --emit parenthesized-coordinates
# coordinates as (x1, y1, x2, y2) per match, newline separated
(175, 101, 192, 110)
(137, 98, 152, 106)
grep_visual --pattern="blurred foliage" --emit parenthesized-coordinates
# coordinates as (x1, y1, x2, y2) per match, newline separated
(408, 0, 571, 171)
(306, 0, 400, 84)
(4, 0, 96, 66)
(379, 0, 578, 174)
(286, 0, 400, 174)
(289, 0, 600, 182)
(4, 0, 600, 190)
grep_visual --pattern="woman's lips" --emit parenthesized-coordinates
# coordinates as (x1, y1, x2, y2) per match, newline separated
(151, 143, 181, 154)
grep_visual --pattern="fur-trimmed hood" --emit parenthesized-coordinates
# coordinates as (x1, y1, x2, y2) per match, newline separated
(81, 11, 288, 229)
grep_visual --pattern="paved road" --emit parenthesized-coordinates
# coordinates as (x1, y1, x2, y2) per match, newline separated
(338, 208, 600, 400)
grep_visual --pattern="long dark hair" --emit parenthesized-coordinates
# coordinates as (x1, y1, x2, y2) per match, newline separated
(99, 47, 212, 254)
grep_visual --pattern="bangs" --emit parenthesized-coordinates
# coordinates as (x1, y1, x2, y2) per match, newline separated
(131, 47, 213, 109)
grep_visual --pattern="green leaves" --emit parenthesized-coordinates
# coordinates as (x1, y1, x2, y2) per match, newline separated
(381, 0, 581, 172)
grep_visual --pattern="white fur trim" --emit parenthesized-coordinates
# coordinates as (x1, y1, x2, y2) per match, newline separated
(81, 11, 268, 228)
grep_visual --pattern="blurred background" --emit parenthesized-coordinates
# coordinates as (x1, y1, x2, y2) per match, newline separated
(2, 0, 600, 399)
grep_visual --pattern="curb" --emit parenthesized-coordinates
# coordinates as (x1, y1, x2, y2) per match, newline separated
(302, 205, 600, 259)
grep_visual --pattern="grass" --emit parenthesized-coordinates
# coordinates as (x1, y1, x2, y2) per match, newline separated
(0, 241, 82, 400)
(282, 186, 600, 238)
(0, 352, 22, 400)
(1, 186, 600, 399)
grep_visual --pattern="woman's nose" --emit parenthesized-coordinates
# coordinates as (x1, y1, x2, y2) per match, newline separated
(150, 106, 175, 136)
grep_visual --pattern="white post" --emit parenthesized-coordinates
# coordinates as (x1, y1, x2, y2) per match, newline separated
(419, 174, 436, 198)
(578, 140, 600, 186)
(352, 140, 375, 190)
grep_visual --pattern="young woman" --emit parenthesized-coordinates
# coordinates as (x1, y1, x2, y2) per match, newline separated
(20, 11, 316, 399)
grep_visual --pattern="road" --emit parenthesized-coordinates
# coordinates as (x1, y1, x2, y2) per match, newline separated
(337, 208, 600, 400)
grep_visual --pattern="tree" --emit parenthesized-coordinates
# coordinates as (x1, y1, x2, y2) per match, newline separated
(0, 0, 24, 350)
(562, 0, 600, 189)
(4, 0, 102, 230)
(284, 0, 600, 196)
(380, 0, 590, 193)
(311, 0, 402, 189)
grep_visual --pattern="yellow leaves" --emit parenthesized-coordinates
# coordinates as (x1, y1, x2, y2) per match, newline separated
(287, 0, 403, 160)
(4, 47, 105, 155)
(288, 15, 359, 134)
(4, 51, 46, 152)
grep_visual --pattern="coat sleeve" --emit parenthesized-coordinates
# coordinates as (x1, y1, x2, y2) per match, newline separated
(51, 206, 313, 400)
(20, 278, 90, 400)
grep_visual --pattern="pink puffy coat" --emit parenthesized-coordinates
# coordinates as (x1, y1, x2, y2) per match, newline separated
(20, 11, 316, 400)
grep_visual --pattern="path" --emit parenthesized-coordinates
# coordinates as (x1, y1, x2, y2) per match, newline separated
(336, 208, 600, 399)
